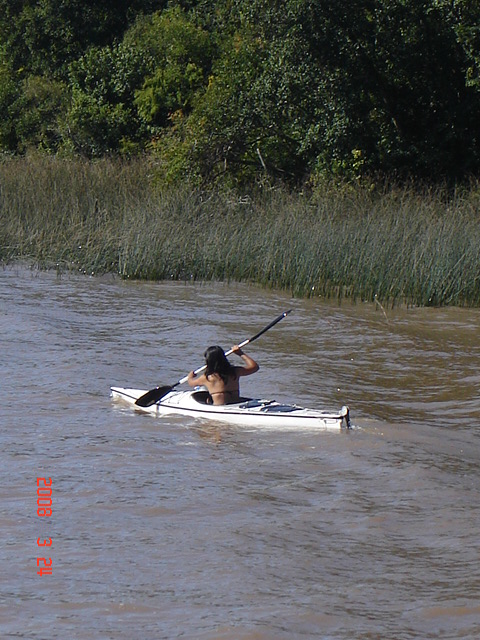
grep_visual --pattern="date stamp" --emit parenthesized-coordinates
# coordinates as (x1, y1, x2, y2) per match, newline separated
(36, 477, 53, 576)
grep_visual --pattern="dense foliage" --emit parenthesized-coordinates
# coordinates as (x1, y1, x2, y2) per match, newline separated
(1, 0, 480, 184)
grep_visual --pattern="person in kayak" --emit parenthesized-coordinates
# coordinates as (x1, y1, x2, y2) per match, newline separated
(187, 345, 259, 405)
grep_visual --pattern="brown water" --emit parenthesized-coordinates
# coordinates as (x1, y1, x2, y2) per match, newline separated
(1, 266, 479, 639)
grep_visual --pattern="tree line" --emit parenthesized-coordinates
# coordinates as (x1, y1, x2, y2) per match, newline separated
(1, 0, 480, 185)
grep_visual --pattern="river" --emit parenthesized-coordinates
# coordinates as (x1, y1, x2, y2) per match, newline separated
(1, 265, 479, 639)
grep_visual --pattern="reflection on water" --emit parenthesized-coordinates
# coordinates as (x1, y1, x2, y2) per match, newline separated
(1, 266, 480, 639)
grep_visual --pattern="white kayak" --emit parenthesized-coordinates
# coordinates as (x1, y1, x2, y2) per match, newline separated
(111, 386, 351, 430)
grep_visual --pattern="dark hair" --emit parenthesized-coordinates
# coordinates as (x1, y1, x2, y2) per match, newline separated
(204, 346, 236, 383)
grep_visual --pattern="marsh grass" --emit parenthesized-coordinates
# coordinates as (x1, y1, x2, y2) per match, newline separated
(1, 155, 480, 306)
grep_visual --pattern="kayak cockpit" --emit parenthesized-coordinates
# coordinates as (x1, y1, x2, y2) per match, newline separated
(190, 390, 212, 404)
(190, 390, 251, 406)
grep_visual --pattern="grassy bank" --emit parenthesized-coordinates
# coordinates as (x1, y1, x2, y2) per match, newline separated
(1, 156, 480, 306)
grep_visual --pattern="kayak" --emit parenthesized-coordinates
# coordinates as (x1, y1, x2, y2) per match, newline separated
(111, 386, 351, 430)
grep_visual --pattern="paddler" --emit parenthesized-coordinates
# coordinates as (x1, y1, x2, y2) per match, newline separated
(187, 345, 259, 405)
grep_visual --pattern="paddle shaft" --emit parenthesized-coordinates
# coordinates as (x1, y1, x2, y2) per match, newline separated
(178, 309, 292, 384)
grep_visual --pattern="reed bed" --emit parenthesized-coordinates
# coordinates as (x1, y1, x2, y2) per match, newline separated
(1, 155, 480, 306)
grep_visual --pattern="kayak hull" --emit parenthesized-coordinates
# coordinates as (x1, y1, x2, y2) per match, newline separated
(111, 387, 350, 430)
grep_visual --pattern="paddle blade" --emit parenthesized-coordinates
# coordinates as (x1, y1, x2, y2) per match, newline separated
(135, 385, 174, 407)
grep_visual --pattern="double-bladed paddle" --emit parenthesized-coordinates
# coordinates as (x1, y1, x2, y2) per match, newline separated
(135, 309, 292, 407)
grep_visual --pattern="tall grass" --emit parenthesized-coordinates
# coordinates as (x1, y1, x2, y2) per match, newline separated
(1, 155, 480, 306)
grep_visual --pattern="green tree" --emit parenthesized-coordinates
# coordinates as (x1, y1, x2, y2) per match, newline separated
(2, 0, 480, 183)
(15, 75, 69, 152)
(166, 2, 336, 183)
(453, 0, 480, 90)
(0, 0, 167, 76)
(65, 42, 151, 155)
(132, 7, 213, 127)
(179, 0, 480, 183)
(62, 7, 213, 156)
(307, 0, 480, 179)
(0, 58, 20, 151)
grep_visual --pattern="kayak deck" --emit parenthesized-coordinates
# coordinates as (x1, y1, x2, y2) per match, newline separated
(111, 387, 351, 430)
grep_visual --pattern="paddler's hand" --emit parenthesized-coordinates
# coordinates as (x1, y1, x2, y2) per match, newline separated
(231, 345, 244, 356)
(231, 345, 259, 374)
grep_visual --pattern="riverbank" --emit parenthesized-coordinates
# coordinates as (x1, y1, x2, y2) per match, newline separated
(1, 155, 479, 306)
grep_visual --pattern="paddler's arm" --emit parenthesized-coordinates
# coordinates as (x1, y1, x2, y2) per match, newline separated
(231, 345, 259, 376)
(187, 370, 208, 387)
